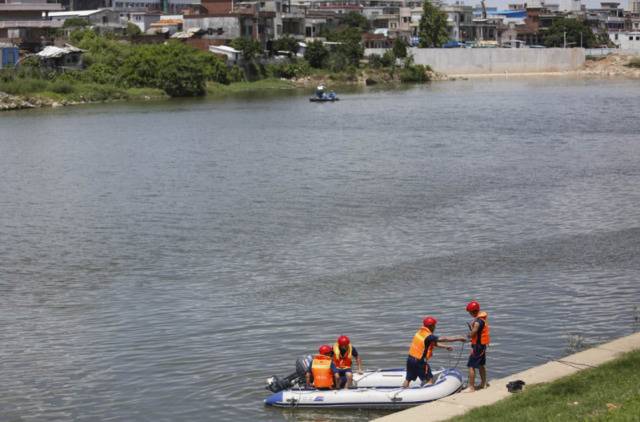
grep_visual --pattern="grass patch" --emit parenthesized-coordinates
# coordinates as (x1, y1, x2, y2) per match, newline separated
(206, 78, 297, 96)
(0, 78, 49, 95)
(451, 350, 640, 421)
(626, 57, 640, 68)
(1, 77, 167, 105)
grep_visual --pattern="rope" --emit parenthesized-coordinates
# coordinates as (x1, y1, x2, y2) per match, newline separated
(451, 341, 466, 369)
(534, 354, 598, 370)
(353, 368, 379, 387)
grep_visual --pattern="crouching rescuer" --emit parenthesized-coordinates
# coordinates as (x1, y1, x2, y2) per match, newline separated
(403, 316, 466, 388)
(306, 345, 334, 389)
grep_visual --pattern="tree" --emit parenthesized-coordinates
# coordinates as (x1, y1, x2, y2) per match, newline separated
(543, 18, 596, 48)
(392, 37, 408, 58)
(339, 11, 370, 31)
(304, 40, 329, 68)
(418, 0, 449, 48)
(126, 22, 142, 37)
(327, 27, 364, 66)
(272, 35, 299, 55)
(230, 38, 262, 62)
(63, 17, 90, 28)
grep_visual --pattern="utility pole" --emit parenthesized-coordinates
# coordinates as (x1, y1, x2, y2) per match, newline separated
(563, 31, 566, 48)
(580, 32, 583, 48)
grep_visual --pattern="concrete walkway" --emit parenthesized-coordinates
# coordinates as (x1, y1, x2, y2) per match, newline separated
(374, 331, 640, 422)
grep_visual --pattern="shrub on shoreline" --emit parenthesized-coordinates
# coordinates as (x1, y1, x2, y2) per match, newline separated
(626, 57, 640, 68)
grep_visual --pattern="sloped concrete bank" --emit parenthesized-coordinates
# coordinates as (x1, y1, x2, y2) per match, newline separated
(374, 331, 640, 422)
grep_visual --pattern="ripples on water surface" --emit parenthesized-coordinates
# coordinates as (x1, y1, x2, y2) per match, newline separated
(1, 79, 640, 421)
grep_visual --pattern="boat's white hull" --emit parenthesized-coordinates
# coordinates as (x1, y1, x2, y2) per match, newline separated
(264, 368, 463, 409)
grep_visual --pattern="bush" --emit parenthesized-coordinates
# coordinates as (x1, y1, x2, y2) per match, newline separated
(382, 50, 396, 67)
(327, 27, 364, 66)
(49, 80, 75, 94)
(626, 57, 640, 68)
(326, 52, 350, 72)
(399, 62, 429, 83)
(266, 60, 310, 79)
(304, 40, 329, 68)
(231, 37, 262, 62)
(368, 51, 396, 69)
(0, 78, 48, 95)
(126, 23, 142, 37)
(392, 38, 408, 59)
(271, 35, 299, 55)
(228, 65, 245, 82)
(83, 62, 119, 85)
(368, 54, 383, 69)
(63, 17, 90, 28)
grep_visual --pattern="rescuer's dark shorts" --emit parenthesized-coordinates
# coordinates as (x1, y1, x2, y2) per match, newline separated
(467, 344, 487, 368)
(405, 355, 433, 382)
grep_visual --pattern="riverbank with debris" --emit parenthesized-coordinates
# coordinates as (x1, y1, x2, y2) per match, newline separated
(2, 53, 638, 111)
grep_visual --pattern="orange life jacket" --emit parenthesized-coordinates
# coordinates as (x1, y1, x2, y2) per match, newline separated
(311, 354, 334, 389)
(408, 326, 435, 360)
(332, 343, 353, 369)
(471, 311, 490, 345)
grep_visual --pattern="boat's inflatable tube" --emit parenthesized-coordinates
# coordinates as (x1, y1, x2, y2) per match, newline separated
(309, 97, 339, 102)
(264, 368, 463, 409)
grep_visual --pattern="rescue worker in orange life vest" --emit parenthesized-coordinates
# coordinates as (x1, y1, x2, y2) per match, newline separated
(305, 344, 334, 389)
(402, 317, 466, 389)
(464, 300, 491, 392)
(331, 335, 362, 389)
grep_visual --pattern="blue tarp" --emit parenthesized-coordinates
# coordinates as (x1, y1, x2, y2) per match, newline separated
(1, 46, 19, 69)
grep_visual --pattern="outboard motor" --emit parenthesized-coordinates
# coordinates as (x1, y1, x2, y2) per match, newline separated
(266, 355, 313, 393)
(295, 355, 312, 378)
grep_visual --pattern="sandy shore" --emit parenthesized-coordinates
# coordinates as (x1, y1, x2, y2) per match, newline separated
(447, 53, 640, 80)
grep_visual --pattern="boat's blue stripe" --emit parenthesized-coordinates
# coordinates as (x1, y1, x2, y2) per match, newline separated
(268, 398, 440, 408)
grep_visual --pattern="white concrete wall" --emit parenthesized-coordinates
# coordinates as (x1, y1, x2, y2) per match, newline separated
(365, 47, 586, 75)
(183, 16, 240, 39)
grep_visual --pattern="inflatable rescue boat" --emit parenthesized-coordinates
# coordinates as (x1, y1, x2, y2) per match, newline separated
(264, 357, 463, 409)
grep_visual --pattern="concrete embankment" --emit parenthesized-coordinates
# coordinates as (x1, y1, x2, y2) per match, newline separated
(365, 48, 585, 75)
(374, 331, 640, 422)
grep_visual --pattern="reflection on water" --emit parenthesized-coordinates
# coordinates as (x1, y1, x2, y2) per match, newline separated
(1, 79, 640, 421)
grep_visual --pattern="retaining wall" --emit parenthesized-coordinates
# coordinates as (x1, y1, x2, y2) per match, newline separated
(364, 48, 586, 75)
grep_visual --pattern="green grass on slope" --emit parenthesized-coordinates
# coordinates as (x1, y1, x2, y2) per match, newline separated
(453, 349, 640, 422)
(206, 78, 297, 96)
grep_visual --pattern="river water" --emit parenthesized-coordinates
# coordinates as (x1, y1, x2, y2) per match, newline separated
(1, 78, 640, 422)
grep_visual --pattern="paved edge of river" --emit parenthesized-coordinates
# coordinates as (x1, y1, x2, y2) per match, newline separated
(373, 331, 640, 422)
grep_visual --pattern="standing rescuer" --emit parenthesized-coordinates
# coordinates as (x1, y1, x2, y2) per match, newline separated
(306, 344, 334, 389)
(332, 335, 362, 389)
(402, 317, 466, 388)
(465, 300, 490, 392)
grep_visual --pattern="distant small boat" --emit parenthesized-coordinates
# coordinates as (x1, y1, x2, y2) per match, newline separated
(310, 91, 339, 102)
(309, 96, 339, 102)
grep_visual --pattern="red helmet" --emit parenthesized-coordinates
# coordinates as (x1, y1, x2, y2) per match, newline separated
(466, 301, 480, 312)
(423, 316, 437, 327)
(319, 344, 332, 355)
(337, 335, 350, 347)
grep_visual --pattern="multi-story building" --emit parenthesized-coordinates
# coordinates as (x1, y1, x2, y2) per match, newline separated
(0, 0, 64, 51)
